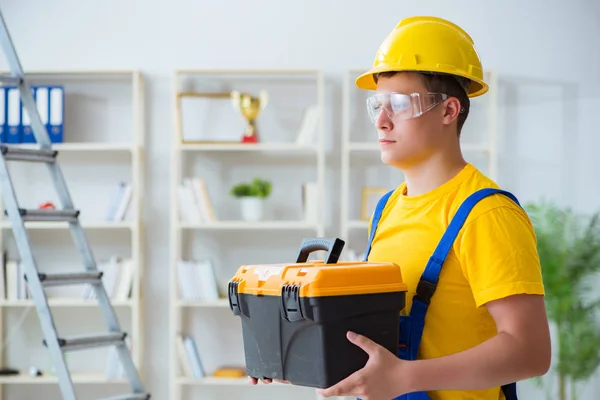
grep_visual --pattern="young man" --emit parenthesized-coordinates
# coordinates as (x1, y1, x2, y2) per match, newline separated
(250, 15, 551, 400)
(314, 16, 552, 400)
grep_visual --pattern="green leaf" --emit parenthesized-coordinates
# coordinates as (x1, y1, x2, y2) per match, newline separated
(230, 178, 272, 198)
(525, 200, 600, 387)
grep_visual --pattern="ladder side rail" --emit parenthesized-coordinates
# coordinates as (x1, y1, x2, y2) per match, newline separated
(0, 156, 77, 400)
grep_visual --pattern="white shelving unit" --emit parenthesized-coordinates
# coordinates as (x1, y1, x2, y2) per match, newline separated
(169, 69, 327, 400)
(340, 69, 499, 254)
(0, 70, 145, 399)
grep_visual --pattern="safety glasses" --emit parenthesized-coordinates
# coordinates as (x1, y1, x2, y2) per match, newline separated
(366, 92, 449, 123)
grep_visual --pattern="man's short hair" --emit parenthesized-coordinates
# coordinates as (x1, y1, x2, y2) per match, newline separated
(374, 71, 471, 135)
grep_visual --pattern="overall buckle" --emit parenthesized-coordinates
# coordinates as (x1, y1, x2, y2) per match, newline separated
(414, 279, 436, 306)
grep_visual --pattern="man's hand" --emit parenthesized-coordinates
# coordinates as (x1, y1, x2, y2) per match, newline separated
(316, 331, 410, 399)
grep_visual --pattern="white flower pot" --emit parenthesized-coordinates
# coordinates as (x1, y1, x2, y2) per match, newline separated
(240, 197, 264, 222)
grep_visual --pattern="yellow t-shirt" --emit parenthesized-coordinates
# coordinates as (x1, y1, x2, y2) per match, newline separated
(366, 163, 545, 400)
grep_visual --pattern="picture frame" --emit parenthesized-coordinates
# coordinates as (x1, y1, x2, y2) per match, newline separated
(361, 187, 389, 221)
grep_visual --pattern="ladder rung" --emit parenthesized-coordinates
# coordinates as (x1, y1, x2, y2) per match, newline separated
(99, 394, 151, 400)
(0, 144, 57, 163)
(43, 332, 127, 352)
(0, 74, 21, 85)
(37, 271, 103, 286)
(10, 208, 79, 222)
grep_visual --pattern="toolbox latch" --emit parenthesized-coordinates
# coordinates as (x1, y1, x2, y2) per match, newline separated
(228, 281, 241, 316)
(281, 284, 303, 322)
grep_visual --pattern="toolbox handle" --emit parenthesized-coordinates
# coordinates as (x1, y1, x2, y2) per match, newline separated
(295, 237, 345, 264)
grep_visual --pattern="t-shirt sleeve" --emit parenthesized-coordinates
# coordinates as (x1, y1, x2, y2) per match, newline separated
(454, 205, 545, 308)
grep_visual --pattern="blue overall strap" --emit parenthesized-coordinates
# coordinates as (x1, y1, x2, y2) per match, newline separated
(408, 188, 520, 400)
(363, 189, 394, 262)
(415, 188, 520, 302)
(364, 187, 521, 400)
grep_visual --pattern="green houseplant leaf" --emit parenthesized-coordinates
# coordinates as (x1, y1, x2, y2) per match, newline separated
(230, 178, 272, 198)
(525, 200, 600, 400)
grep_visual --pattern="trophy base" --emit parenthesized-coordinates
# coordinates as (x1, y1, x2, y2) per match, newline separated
(241, 134, 259, 144)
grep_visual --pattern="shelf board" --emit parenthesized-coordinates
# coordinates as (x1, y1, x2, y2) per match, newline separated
(179, 142, 318, 153)
(176, 68, 320, 76)
(178, 376, 251, 386)
(347, 142, 489, 153)
(0, 299, 133, 308)
(179, 221, 319, 231)
(20, 69, 137, 76)
(11, 143, 136, 152)
(347, 220, 370, 229)
(178, 299, 229, 308)
(178, 376, 297, 386)
(0, 372, 127, 384)
(1, 220, 135, 230)
(19, 70, 138, 82)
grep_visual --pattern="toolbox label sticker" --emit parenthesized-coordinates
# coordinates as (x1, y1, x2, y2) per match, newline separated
(252, 264, 286, 281)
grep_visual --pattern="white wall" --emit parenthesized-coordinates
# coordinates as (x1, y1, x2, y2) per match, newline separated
(0, 0, 598, 399)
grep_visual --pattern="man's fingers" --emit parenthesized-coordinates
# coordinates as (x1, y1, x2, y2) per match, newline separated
(316, 372, 363, 397)
(316, 383, 348, 398)
(347, 331, 378, 356)
(316, 382, 354, 397)
(316, 333, 375, 397)
(248, 376, 274, 385)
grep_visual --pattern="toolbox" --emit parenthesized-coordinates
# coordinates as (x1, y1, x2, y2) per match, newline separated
(228, 237, 407, 388)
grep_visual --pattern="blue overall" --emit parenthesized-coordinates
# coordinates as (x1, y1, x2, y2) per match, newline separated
(363, 188, 520, 400)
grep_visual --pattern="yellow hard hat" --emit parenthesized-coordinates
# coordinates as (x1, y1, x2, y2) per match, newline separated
(355, 16, 488, 97)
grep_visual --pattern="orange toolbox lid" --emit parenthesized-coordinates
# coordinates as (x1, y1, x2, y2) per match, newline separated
(229, 238, 407, 298)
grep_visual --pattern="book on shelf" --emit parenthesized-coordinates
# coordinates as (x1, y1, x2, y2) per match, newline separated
(295, 104, 320, 145)
(176, 333, 206, 378)
(178, 177, 216, 223)
(302, 182, 319, 223)
(0, 254, 134, 302)
(105, 181, 133, 222)
(81, 256, 135, 301)
(0, 85, 64, 144)
(0, 257, 29, 301)
(176, 259, 220, 301)
(104, 336, 132, 379)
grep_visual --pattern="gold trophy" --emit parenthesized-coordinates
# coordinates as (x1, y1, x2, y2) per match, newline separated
(231, 90, 269, 143)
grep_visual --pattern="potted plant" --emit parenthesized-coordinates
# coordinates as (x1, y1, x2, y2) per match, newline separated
(525, 200, 600, 400)
(230, 178, 272, 222)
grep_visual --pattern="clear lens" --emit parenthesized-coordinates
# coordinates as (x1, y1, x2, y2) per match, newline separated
(366, 93, 411, 123)
(366, 92, 448, 123)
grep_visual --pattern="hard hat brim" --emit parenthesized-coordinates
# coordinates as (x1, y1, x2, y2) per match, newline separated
(355, 66, 489, 98)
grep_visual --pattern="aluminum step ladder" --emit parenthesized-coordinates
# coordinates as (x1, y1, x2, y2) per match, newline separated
(0, 8, 149, 400)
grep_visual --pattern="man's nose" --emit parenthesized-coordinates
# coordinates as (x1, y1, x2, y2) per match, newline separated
(375, 107, 392, 130)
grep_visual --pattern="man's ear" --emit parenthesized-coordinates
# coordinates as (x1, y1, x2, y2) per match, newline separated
(442, 97, 462, 126)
